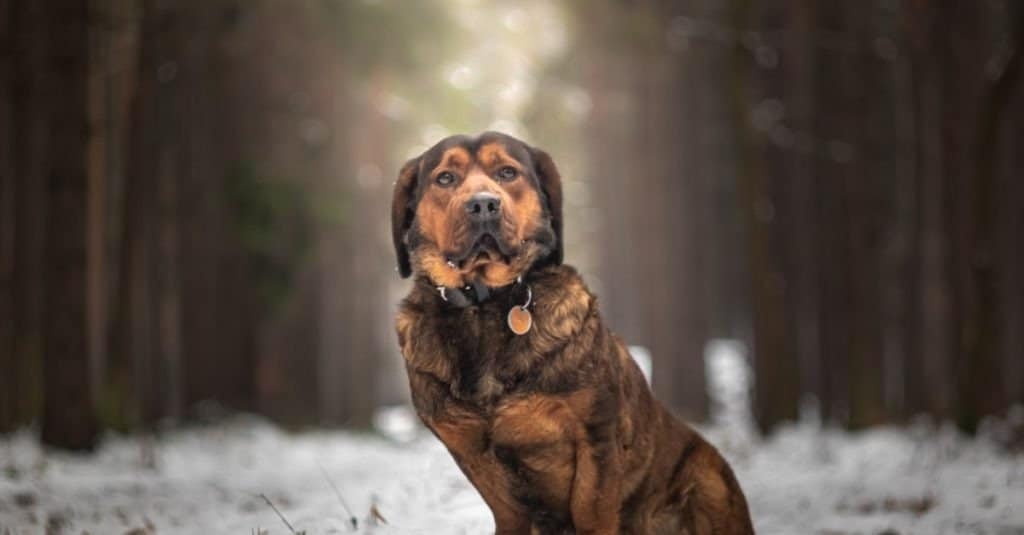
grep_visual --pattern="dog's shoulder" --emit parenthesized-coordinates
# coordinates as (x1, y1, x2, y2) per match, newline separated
(524, 264, 598, 352)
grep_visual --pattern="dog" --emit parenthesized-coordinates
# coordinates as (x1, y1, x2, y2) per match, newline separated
(392, 132, 754, 534)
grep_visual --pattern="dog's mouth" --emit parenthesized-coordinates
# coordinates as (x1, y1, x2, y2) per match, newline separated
(449, 232, 516, 269)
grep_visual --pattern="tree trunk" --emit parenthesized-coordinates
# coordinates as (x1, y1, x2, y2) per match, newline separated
(779, 0, 823, 422)
(40, 0, 98, 450)
(904, 2, 958, 421)
(0, 0, 15, 432)
(730, 0, 799, 432)
(959, 3, 1024, 428)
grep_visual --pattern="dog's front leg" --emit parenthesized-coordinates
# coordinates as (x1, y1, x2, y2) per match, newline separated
(407, 370, 532, 534)
(431, 417, 532, 535)
(440, 435, 532, 535)
(569, 426, 622, 535)
(449, 453, 532, 535)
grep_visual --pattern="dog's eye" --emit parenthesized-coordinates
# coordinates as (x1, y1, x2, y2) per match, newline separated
(436, 172, 455, 186)
(496, 166, 518, 181)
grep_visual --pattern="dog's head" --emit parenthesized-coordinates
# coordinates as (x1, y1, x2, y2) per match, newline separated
(391, 132, 563, 288)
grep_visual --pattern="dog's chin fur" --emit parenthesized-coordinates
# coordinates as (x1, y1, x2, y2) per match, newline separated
(412, 239, 550, 288)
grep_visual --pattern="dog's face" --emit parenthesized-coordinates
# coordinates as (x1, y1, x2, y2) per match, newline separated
(392, 132, 563, 288)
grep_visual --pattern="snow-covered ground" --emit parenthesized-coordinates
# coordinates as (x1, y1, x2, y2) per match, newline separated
(1, 415, 1022, 534)
(2, 343, 1023, 534)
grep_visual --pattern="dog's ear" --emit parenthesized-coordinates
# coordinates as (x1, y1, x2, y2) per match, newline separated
(530, 146, 563, 265)
(391, 156, 420, 278)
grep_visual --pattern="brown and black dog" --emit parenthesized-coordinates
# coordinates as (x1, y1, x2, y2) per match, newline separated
(392, 132, 754, 534)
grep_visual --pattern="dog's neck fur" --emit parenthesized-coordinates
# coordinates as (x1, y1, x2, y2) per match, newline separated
(398, 264, 601, 405)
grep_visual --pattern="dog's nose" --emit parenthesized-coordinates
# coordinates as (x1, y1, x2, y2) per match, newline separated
(465, 192, 501, 222)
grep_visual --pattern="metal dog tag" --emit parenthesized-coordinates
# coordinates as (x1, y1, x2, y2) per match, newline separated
(507, 306, 532, 335)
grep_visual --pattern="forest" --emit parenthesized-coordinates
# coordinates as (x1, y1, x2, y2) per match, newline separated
(3, 1, 1024, 533)
(2, 0, 1023, 448)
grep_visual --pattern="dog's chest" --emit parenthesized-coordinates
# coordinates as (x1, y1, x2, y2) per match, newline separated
(435, 306, 534, 402)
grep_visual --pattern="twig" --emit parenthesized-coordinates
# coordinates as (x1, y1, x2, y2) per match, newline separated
(258, 493, 298, 535)
(317, 461, 358, 530)
(369, 503, 389, 526)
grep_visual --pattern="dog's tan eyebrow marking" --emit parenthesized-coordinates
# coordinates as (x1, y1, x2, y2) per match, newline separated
(437, 147, 471, 172)
(476, 143, 519, 169)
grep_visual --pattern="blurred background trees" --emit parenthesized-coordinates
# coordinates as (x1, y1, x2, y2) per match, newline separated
(1, 0, 1022, 450)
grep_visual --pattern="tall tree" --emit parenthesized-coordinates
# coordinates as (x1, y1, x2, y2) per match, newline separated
(729, 0, 800, 431)
(0, 0, 16, 431)
(958, 2, 1024, 430)
(40, 0, 99, 450)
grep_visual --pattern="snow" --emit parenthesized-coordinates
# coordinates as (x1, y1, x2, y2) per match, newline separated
(1, 414, 1023, 534)
(719, 422, 1024, 535)
(2, 344, 1023, 534)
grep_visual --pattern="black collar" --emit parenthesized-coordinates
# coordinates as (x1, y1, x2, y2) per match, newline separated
(435, 276, 527, 309)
